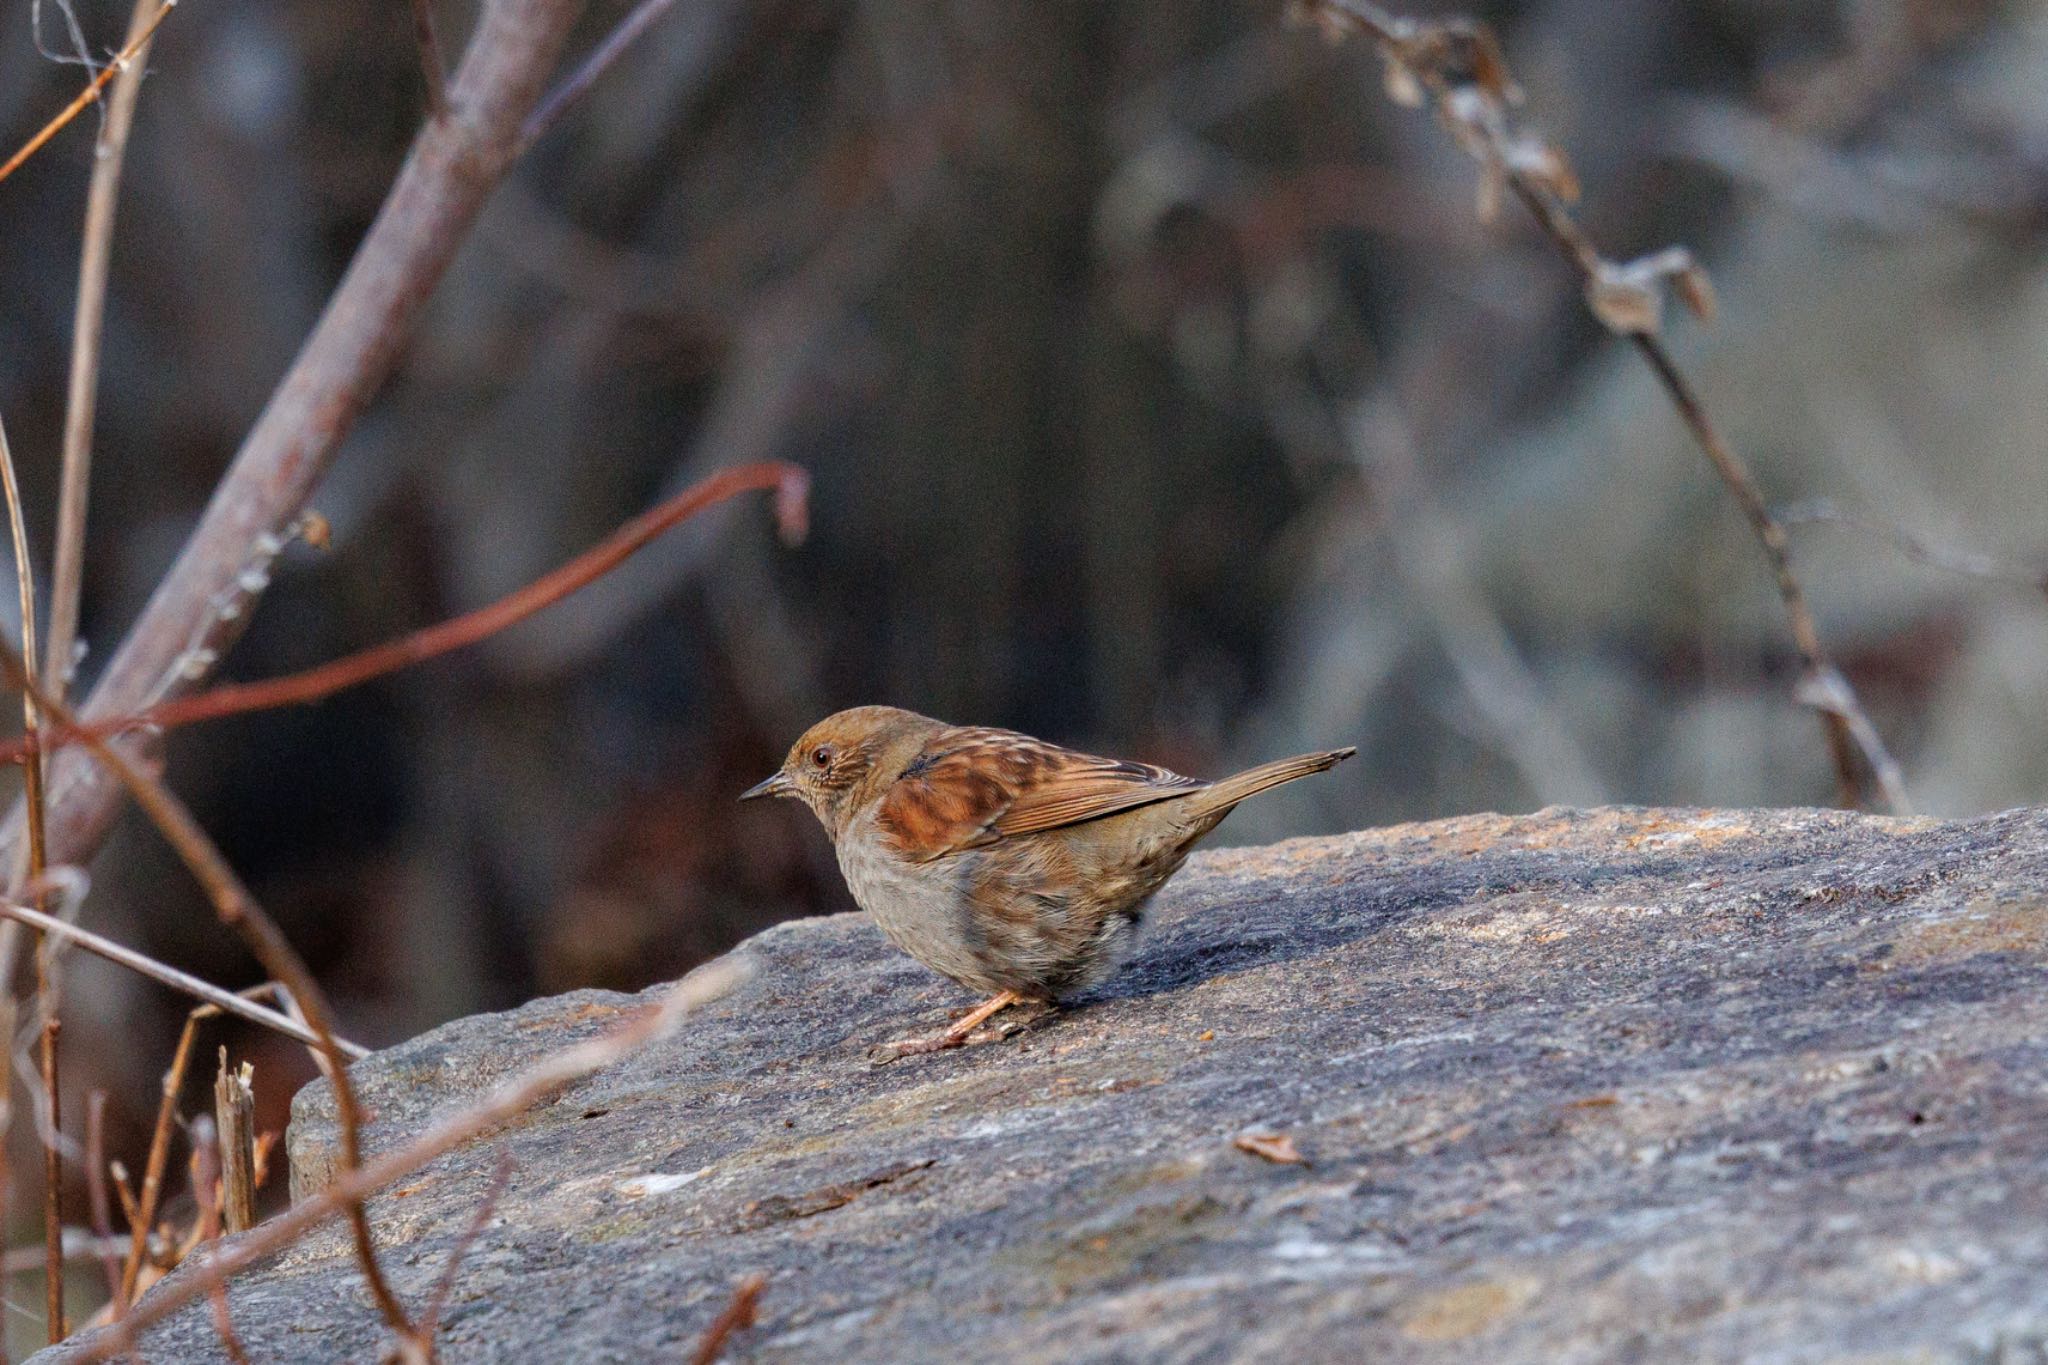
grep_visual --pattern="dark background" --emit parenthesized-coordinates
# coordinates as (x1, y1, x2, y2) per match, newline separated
(0, 0, 2044, 1296)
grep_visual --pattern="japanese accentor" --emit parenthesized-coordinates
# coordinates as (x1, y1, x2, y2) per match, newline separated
(741, 705, 1353, 1057)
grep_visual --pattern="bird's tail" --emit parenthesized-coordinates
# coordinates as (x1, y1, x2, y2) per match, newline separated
(1190, 746, 1355, 818)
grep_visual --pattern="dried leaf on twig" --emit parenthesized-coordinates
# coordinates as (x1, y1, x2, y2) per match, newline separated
(1503, 134, 1580, 203)
(1587, 248, 1718, 336)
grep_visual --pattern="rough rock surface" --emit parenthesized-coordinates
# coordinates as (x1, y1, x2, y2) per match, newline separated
(46, 805, 2048, 1362)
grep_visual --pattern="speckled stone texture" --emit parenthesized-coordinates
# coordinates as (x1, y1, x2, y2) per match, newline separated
(42, 806, 2048, 1362)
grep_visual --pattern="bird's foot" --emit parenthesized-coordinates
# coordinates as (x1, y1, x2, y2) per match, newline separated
(867, 991, 1051, 1066)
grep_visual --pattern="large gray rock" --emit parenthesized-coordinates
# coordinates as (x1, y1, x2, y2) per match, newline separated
(45, 806, 2048, 1361)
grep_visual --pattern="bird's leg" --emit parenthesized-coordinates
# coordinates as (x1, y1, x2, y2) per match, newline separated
(870, 990, 1030, 1064)
(946, 990, 1026, 1039)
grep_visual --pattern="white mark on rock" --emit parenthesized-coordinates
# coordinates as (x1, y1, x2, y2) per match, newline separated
(615, 1167, 711, 1199)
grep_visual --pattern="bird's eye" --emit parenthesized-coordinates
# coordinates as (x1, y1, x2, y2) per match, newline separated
(811, 745, 834, 768)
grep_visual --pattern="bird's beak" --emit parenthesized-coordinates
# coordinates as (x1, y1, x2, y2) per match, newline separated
(739, 771, 795, 802)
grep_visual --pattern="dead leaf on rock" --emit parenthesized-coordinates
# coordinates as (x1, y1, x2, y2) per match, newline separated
(1232, 1132, 1305, 1164)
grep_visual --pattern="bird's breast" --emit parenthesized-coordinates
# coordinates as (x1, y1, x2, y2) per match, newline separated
(836, 829, 992, 987)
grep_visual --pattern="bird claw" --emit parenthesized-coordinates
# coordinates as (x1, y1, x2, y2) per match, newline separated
(866, 1014, 1035, 1067)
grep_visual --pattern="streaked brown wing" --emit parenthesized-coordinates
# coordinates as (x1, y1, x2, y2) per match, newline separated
(875, 727, 1205, 861)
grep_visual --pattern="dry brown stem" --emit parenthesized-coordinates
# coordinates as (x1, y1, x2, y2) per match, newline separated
(0, 0, 177, 187)
(121, 1001, 204, 1305)
(689, 1274, 767, 1365)
(0, 463, 806, 767)
(406, 1149, 515, 1359)
(0, 412, 65, 1342)
(47, 0, 160, 698)
(1302, 0, 1910, 812)
(84, 1093, 123, 1316)
(212, 1050, 257, 1234)
(188, 1117, 251, 1365)
(56, 957, 747, 1363)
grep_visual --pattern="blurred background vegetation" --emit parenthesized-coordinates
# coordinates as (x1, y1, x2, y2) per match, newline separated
(0, 0, 2044, 1277)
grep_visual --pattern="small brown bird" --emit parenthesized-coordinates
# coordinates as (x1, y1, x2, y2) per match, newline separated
(742, 705, 1354, 1058)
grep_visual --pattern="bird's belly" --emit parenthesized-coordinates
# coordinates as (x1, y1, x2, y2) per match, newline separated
(836, 839, 1003, 993)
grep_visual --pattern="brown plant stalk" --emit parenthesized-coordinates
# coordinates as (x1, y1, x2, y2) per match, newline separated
(114, 984, 297, 1308)
(405, 1149, 515, 1359)
(120, 1000, 205, 1306)
(52, 957, 748, 1363)
(0, 0, 178, 187)
(188, 1117, 251, 1365)
(690, 1274, 767, 1365)
(1302, 0, 1909, 812)
(0, 413, 65, 1341)
(84, 1094, 123, 1318)
(47, 0, 161, 697)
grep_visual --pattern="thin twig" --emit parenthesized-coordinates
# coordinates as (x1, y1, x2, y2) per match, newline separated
(1305, 0, 1909, 813)
(132, 464, 807, 736)
(188, 1117, 250, 1365)
(0, 0, 178, 187)
(121, 1003, 204, 1306)
(519, 0, 677, 155)
(0, 463, 808, 766)
(47, 0, 161, 698)
(84, 1094, 123, 1317)
(0, 898, 363, 1056)
(406, 1149, 514, 1357)
(1, 1232, 129, 1275)
(57, 958, 747, 1363)
(689, 1274, 767, 1365)
(1623, 334, 1899, 809)
(0, 642, 414, 1338)
(0, 413, 66, 1343)
(409, 0, 450, 116)
(1776, 498, 2048, 596)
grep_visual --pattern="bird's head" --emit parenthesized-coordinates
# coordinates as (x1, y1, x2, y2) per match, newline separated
(739, 705, 945, 836)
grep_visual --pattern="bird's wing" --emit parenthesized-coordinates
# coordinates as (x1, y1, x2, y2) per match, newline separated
(875, 728, 1206, 861)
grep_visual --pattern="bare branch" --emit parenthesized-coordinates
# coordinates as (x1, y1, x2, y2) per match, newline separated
(408, 1149, 514, 1356)
(0, 412, 66, 1343)
(121, 1000, 205, 1306)
(61, 463, 802, 756)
